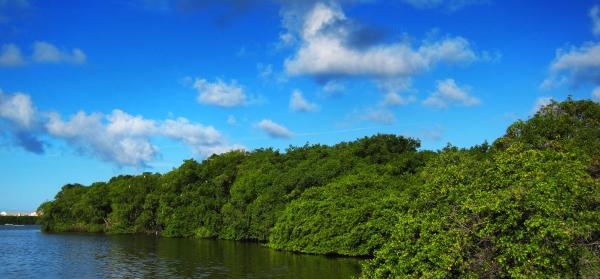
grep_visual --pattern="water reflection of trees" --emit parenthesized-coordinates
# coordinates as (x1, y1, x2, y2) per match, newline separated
(101, 235, 361, 278)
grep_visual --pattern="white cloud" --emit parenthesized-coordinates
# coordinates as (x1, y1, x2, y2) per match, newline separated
(401, 0, 488, 11)
(193, 78, 247, 107)
(543, 6, 600, 90)
(32, 41, 86, 64)
(46, 110, 159, 167)
(289, 90, 318, 112)
(0, 91, 36, 129)
(378, 78, 415, 106)
(0, 91, 243, 166)
(545, 42, 600, 88)
(106, 110, 158, 136)
(531, 96, 553, 114)
(45, 109, 243, 166)
(284, 2, 479, 79)
(383, 92, 415, 106)
(422, 79, 480, 108)
(591, 5, 600, 36)
(592, 87, 600, 102)
(0, 44, 25, 66)
(257, 119, 294, 138)
(0, 90, 44, 153)
(161, 117, 243, 157)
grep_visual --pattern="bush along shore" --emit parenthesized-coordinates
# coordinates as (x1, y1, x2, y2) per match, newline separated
(39, 98, 600, 278)
(0, 216, 38, 225)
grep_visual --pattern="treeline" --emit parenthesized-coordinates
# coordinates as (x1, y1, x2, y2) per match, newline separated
(0, 216, 38, 225)
(39, 98, 600, 278)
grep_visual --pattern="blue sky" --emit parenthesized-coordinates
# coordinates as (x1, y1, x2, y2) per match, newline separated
(1, 0, 600, 211)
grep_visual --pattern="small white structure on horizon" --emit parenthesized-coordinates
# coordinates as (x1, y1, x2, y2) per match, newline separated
(29, 211, 38, 217)
(0, 211, 6, 216)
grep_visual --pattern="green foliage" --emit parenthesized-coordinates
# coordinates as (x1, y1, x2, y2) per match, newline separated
(494, 97, 600, 178)
(36, 101, 600, 278)
(269, 171, 415, 256)
(0, 216, 37, 225)
(361, 145, 600, 278)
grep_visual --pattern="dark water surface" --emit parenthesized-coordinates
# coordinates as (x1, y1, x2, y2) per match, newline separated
(0, 225, 362, 278)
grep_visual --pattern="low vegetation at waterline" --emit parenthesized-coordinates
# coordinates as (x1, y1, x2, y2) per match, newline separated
(0, 216, 38, 225)
(38, 99, 600, 278)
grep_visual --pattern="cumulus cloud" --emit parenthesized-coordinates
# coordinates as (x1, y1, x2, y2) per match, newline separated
(592, 87, 600, 102)
(542, 6, 600, 91)
(46, 110, 159, 166)
(0, 90, 45, 153)
(545, 42, 600, 88)
(0, 44, 25, 66)
(257, 119, 294, 138)
(193, 78, 247, 107)
(401, 0, 488, 11)
(46, 110, 244, 166)
(422, 79, 480, 108)
(32, 41, 87, 64)
(0, 91, 243, 166)
(0, 91, 37, 129)
(289, 90, 318, 112)
(284, 2, 478, 80)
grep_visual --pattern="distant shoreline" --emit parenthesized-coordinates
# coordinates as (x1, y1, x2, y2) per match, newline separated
(0, 216, 38, 225)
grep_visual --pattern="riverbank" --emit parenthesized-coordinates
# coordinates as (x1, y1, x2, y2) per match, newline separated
(0, 216, 38, 225)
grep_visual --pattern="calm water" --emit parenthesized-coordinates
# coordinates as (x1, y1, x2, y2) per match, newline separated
(0, 225, 362, 279)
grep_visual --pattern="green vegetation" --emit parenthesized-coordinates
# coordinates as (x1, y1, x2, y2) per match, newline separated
(0, 216, 38, 225)
(38, 98, 600, 278)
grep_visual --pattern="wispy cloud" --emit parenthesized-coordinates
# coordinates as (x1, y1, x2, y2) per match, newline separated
(0, 42, 87, 67)
(0, 44, 25, 66)
(422, 79, 480, 108)
(256, 119, 294, 138)
(591, 5, 600, 36)
(289, 90, 318, 112)
(401, 0, 489, 12)
(193, 77, 247, 107)
(32, 41, 87, 64)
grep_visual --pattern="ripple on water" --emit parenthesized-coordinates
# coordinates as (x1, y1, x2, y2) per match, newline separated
(0, 226, 362, 279)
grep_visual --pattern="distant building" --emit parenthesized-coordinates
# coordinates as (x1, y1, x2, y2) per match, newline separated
(0, 211, 37, 216)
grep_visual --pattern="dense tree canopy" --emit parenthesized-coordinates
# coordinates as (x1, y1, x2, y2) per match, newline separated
(38, 100, 600, 278)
